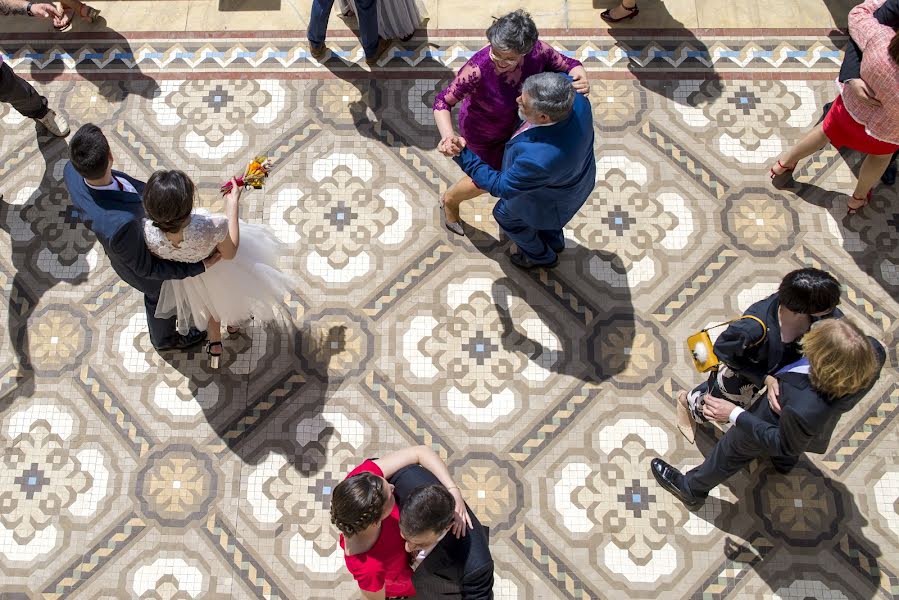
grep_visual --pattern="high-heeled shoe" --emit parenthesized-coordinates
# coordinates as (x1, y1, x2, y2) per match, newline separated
(206, 341, 223, 369)
(439, 193, 465, 237)
(601, 2, 639, 22)
(769, 159, 796, 179)
(847, 191, 871, 216)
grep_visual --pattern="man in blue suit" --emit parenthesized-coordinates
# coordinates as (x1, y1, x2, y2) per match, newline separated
(64, 124, 215, 351)
(452, 72, 596, 269)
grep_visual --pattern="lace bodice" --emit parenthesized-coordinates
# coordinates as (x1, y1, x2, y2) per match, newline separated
(144, 210, 228, 263)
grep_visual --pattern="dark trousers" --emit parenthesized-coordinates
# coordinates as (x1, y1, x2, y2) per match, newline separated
(307, 0, 379, 57)
(144, 289, 183, 349)
(492, 199, 564, 265)
(682, 424, 799, 498)
(0, 62, 48, 119)
(115, 268, 182, 350)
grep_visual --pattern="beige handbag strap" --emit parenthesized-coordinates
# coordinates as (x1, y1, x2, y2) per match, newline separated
(702, 315, 768, 347)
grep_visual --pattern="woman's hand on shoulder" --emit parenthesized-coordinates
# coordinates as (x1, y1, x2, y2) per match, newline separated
(449, 487, 472, 538)
(570, 66, 590, 96)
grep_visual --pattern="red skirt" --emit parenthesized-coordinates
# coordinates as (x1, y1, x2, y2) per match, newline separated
(823, 94, 899, 155)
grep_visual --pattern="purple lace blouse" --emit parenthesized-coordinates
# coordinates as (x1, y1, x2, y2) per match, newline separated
(433, 40, 582, 169)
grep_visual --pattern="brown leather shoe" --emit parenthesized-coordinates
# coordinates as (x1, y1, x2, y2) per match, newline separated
(309, 41, 327, 61)
(365, 38, 390, 66)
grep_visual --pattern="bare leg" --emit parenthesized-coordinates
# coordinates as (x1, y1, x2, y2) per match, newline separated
(443, 176, 483, 224)
(852, 153, 893, 204)
(206, 317, 222, 366)
(207, 318, 222, 345)
(772, 124, 829, 176)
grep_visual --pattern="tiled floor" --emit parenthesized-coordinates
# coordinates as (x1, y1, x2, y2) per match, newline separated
(1, 3, 898, 600)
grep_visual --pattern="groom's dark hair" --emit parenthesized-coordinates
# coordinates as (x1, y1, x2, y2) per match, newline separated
(399, 485, 456, 537)
(70, 124, 110, 180)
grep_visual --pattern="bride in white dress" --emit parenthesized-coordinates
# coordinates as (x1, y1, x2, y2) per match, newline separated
(142, 170, 291, 367)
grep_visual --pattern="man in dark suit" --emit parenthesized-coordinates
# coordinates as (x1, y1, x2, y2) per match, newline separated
(389, 465, 494, 599)
(64, 124, 214, 351)
(451, 72, 595, 270)
(653, 319, 885, 508)
(833, 0, 899, 184)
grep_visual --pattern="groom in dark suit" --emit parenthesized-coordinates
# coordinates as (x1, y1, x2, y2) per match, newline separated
(64, 124, 215, 351)
(390, 465, 494, 599)
(452, 72, 595, 270)
(652, 320, 885, 509)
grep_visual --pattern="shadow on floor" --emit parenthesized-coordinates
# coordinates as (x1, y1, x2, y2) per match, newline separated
(593, 0, 722, 107)
(29, 18, 160, 104)
(316, 27, 451, 152)
(461, 220, 636, 384)
(692, 461, 886, 599)
(0, 129, 93, 410)
(161, 323, 344, 477)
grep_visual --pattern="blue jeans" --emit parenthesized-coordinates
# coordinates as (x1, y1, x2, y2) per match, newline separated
(493, 199, 563, 265)
(307, 0, 380, 57)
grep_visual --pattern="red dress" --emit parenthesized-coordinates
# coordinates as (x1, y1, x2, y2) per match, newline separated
(339, 460, 415, 598)
(823, 94, 899, 155)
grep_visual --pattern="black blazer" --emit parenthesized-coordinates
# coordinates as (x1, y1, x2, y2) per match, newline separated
(839, 0, 899, 82)
(63, 162, 204, 295)
(714, 293, 841, 388)
(389, 465, 494, 600)
(734, 337, 886, 456)
(714, 294, 786, 387)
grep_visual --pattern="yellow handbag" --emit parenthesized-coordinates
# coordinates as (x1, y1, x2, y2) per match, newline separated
(687, 315, 768, 373)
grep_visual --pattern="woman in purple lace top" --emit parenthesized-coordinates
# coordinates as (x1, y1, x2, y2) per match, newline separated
(433, 10, 590, 235)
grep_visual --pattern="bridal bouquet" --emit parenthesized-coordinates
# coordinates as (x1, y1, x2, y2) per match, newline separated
(220, 155, 274, 195)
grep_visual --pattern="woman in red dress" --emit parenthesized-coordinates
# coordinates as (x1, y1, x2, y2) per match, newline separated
(331, 446, 472, 599)
(770, 0, 899, 214)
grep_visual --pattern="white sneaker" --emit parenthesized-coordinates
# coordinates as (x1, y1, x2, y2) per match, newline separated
(36, 109, 70, 137)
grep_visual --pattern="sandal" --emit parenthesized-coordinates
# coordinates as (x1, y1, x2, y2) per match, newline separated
(53, 7, 74, 31)
(769, 159, 796, 179)
(226, 325, 241, 336)
(847, 191, 871, 216)
(439, 193, 465, 237)
(601, 2, 639, 23)
(206, 341, 223, 369)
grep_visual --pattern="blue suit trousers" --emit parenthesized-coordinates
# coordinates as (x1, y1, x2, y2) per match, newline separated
(307, 0, 379, 57)
(493, 199, 565, 265)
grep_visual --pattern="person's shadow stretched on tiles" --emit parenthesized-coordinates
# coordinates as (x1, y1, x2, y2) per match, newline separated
(594, 0, 722, 107)
(29, 17, 160, 104)
(460, 220, 636, 385)
(162, 323, 345, 478)
(0, 129, 94, 410)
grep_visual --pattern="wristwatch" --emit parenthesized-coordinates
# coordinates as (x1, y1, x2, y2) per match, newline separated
(25, 2, 34, 16)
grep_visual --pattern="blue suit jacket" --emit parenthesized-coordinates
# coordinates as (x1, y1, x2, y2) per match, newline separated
(454, 92, 596, 230)
(63, 162, 204, 296)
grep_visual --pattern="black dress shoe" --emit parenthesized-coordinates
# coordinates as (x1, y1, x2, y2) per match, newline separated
(650, 458, 704, 509)
(510, 252, 559, 270)
(155, 329, 207, 352)
(881, 159, 897, 185)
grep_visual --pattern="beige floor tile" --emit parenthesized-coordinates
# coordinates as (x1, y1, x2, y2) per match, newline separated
(185, 0, 307, 32)
(695, 0, 760, 28)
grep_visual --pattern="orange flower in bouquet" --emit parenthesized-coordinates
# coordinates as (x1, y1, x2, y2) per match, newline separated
(221, 155, 274, 195)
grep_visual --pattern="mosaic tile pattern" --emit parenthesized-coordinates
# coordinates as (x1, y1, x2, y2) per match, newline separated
(1, 30, 898, 600)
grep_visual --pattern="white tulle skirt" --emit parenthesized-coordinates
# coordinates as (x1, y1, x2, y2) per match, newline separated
(156, 222, 292, 334)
